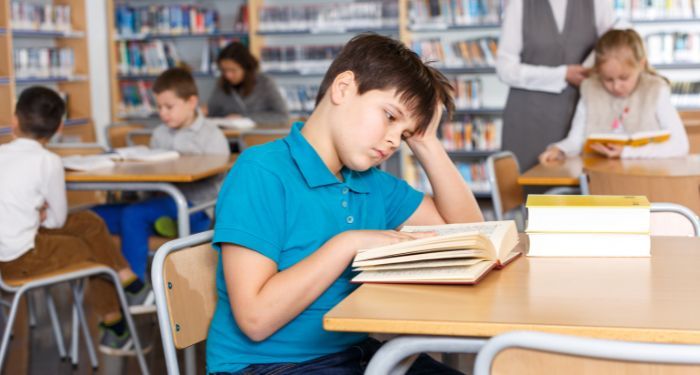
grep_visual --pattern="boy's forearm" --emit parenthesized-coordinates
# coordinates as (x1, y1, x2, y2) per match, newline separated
(411, 139, 484, 223)
(232, 233, 356, 341)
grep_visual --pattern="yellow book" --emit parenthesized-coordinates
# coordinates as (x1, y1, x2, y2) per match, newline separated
(526, 195, 650, 234)
(584, 130, 670, 152)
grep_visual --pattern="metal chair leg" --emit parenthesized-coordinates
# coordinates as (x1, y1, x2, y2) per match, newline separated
(72, 281, 98, 370)
(0, 291, 24, 369)
(27, 291, 37, 329)
(45, 289, 67, 360)
(70, 284, 80, 367)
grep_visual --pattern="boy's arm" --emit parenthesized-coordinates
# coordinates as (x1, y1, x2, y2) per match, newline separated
(42, 156, 67, 228)
(402, 107, 484, 226)
(221, 230, 430, 342)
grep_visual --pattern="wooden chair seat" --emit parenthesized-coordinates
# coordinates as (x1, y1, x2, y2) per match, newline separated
(4, 261, 104, 288)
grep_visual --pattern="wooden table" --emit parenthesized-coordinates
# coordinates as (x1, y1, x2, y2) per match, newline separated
(517, 156, 586, 187)
(325, 236, 700, 373)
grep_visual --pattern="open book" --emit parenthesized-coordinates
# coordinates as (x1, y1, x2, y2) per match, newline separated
(351, 221, 520, 285)
(108, 146, 179, 162)
(209, 117, 256, 130)
(62, 154, 116, 171)
(585, 130, 670, 151)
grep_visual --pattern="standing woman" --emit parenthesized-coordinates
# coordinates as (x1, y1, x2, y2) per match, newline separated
(496, 0, 617, 170)
(207, 41, 290, 127)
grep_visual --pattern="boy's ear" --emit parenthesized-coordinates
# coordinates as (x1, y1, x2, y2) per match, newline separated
(330, 71, 356, 105)
(187, 95, 199, 108)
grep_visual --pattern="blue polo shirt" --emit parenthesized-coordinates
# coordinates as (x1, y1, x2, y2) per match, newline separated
(206, 123, 423, 373)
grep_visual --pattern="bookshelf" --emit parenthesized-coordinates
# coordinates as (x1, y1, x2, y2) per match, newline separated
(105, 0, 249, 122)
(0, 0, 95, 145)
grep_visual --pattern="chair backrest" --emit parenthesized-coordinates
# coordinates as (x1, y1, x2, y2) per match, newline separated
(239, 128, 289, 151)
(105, 123, 149, 148)
(650, 202, 700, 237)
(474, 331, 700, 375)
(162, 243, 218, 349)
(486, 151, 524, 221)
(126, 129, 154, 146)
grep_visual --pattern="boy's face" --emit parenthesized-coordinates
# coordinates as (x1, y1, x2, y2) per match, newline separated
(332, 82, 418, 171)
(155, 90, 198, 129)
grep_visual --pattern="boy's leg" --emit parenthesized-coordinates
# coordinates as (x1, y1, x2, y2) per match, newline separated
(119, 196, 174, 279)
(91, 202, 127, 235)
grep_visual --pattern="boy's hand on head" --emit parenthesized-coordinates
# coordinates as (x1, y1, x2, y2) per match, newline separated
(538, 147, 565, 165)
(590, 142, 623, 158)
(405, 103, 443, 150)
(340, 230, 437, 255)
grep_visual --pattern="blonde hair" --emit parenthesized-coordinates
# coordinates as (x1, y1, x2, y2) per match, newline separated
(593, 29, 669, 84)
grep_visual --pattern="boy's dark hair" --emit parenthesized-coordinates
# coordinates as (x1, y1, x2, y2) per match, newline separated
(316, 33, 454, 135)
(15, 86, 66, 140)
(153, 67, 198, 100)
(217, 41, 259, 97)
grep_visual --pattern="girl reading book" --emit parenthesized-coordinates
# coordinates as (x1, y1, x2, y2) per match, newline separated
(538, 29, 689, 163)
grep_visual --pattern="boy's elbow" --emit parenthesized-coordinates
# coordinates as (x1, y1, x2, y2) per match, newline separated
(233, 308, 274, 342)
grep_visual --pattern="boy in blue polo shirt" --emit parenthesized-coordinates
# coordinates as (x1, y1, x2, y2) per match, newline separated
(208, 34, 484, 374)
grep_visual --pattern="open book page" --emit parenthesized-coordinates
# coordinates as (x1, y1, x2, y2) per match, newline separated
(352, 260, 495, 284)
(353, 249, 486, 268)
(110, 146, 179, 162)
(209, 117, 256, 130)
(356, 258, 484, 272)
(400, 220, 518, 263)
(62, 155, 116, 171)
(353, 233, 488, 262)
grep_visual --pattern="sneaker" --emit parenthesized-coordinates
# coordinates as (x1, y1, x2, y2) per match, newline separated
(154, 216, 177, 238)
(98, 325, 153, 356)
(126, 283, 156, 315)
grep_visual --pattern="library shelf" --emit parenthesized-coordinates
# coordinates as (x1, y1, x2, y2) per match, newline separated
(652, 63, 700, 70)
(256, 27, 398, 36)
(455, 107, 504, 116)
(408, 23, 501, 32)
(15, 75, 89, 85)
(64, 118, 90, 126)
(446, 150, 499, 158)
(118, 72, 218, 80)
(11, 30, 85, 38)
(438, 66, 497, 74)
(262, 70, 327, 77)
(630, 17, 700, 24)
(114, 31, 248, 41)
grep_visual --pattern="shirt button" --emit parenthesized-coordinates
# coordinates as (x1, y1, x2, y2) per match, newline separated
(346, 216, 354, 224)
(341, 201, 348, 208)
(342, 187, 349, 195)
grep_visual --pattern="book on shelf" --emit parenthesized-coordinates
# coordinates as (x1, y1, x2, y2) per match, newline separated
(646, 32, 700, 65)
(671, 80, 700, 107)
(351, 220, 520, 284)
(584, 129, 670, 151)
(404, 157, 490, 195)
(452, 76, 483, 109)
(441, 117, 501, 151)
(13, 47, 75, 79)
(257, 2, 398, 33)
(209, 117, 255, 130)
(260, 45, 343, 74)
(278, 84, 319, 112)
(115, 4, 219, 37)
(62, 155, 116, 172)
(109, 146, 179, 162)
(11, 2, 72, 32)
(614, 0, 700, 19)
(526, 195, 651, 257)
(411, 37, 498, 68)
(119, 80, 155, 117)
(409, 0, 502, 28)
(117, 40, 181, 76)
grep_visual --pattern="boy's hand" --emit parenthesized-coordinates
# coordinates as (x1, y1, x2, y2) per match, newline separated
(340, 230, 436, 255)
(590, 142, 623, 158)
(405, 103, 443, 150)
(38, 202, 48, 223)
(226, 113, 242, 119)
(538, 146, 565, 165)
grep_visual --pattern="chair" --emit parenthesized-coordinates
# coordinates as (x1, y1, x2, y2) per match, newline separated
(473, 331, 700, 375)
(238, 128, 290, 151)
(104, 122, 152, 149)
(485, 151, 526, 226)
(0, 263, 149, 374)
(650, 202, 700, 237)
(152, 230, 217, 375)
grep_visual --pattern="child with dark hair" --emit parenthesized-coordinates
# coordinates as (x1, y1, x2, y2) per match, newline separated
(206, 41, 289, 126)
(207, 33, 482, 374)
(93, 67, 230, 280)
(0, 86, 151, 355)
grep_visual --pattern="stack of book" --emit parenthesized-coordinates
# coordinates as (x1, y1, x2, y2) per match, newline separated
(526, 195, 651, 257)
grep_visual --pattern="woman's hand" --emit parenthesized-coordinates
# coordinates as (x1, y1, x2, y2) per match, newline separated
(566, 65, 590, 87)
(538, 146, 565, 164)
(590, 142, 623, 158)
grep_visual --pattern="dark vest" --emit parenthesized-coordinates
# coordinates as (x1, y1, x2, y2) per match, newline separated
(502, 0, 598, 170)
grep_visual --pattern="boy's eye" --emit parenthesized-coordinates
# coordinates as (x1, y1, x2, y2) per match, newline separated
(385, 110, 396, 122)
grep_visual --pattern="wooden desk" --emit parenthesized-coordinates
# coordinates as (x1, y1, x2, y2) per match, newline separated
(325, 236, 700, 373)
(65, 154, 234, 183)
(517, 157, 585, 186)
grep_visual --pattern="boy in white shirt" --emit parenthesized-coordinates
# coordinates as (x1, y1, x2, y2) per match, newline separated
(0, 87, 152, 355)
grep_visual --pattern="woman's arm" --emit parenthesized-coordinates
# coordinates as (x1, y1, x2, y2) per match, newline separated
(247, 75, 290, 126)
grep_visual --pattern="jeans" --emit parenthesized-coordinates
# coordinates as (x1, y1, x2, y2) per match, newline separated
(92, 196, 211, 279)
(211, 338, 463, 375)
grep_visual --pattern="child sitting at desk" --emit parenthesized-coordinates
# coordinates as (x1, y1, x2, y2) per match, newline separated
(93, 67, 230, 280)
(207, 34, 483, 374)
(0, 87, 152, 355)
(539, 29, 689, 163)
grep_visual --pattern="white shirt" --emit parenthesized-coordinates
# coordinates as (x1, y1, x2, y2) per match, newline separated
(496, 0, 618, 93)
(554, 85, 690, 158)
(0, 138, 67, 261)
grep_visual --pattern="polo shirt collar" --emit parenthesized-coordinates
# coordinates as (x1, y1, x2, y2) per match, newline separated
(284, 122, 369, 193)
